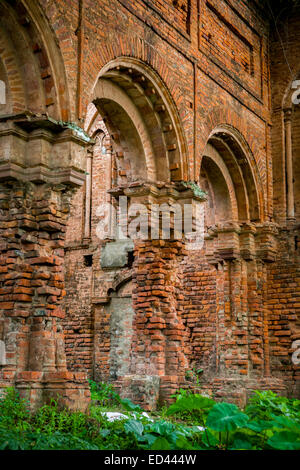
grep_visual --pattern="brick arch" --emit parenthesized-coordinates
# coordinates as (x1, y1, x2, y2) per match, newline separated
(198, 107, 263, 177)
(85, 103, 110, 139)
(0, 28, 26, 113)
(0, 0, 70, 120)
(111, 269, 133, 293)
(82, 34, 184, 118)
(88, 56, 189, 182)
(199, 119, 264, 223)
(92, 77, 157, 181)
(24, 0, 71, 121)
(201, 143, 239, 225)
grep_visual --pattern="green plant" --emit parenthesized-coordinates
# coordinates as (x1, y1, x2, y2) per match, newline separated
(166, 390, 300, 450)
(0, 387, 31, 432)
(170, 388, 192, 401)
(245, 390, 300, 421)
(167, 393, 215, 427)
(33, 399, 91, 438)
(1, 385, 300, 451)
(185, 367, 204, 385)
(181, 181, 207, 199)
(89, 379, 119, 407)
(117, 396, 143, 413)
(122, 417, 198, 450)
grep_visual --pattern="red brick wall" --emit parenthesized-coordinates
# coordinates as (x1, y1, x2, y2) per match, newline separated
(268, 10, 300, 396)
(63, 248, 94, 374)
(267, 233, 300, 395)
(63, 110, 111, 374)
(55, 0, 299, 397)
(2, 0, 299, 404)
(180, 251, 217, 378)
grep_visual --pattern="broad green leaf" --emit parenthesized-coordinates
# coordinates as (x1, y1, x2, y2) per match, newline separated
(119, 397, 143, 412)
(124, 419, 144, 437)
(229, 438, 253, 450)
(174, 434, 193, 450)
(175, 424, 195, 437)
(270, 415, 300, 432)
(268, 431, 300, 450)
(151, 436, 171, 450)
(246, 420, 273, 432)
(166, 395, 215, 416)
(206, 403, 249, 432)
(149, 420, 174, 436)
(168, 430, 187, 446)
(140, 433, 157, 447)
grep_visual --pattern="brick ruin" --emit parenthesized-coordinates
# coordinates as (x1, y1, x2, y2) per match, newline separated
(0, 0, 299, 410)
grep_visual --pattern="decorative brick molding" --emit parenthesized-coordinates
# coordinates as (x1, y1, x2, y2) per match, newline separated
(0, 112, 90, 186)
(0, 114, 91, 409)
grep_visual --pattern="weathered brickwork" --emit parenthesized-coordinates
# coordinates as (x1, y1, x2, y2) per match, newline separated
(180, 253, 217, 378)
(0, 0, 299, 410)
(267, 232, 300, 397)
(0, 181, 90, 409)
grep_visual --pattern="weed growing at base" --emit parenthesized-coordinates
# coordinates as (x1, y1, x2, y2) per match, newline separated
(0, 384, 299, 450)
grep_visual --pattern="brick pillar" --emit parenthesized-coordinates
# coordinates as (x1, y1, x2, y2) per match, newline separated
(108, 181, 206, 409)
(131, 238, 188, 405)
(215, 258, 249, 378)
(284, 108, 295, 221)
(213, 258, 252, 405)
(0, 181, 90, 409)
(0, 115, 92, 410)
(209, 222, 286, 405)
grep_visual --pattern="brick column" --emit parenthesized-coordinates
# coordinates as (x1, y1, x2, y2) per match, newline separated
(108, 181, 205, 408)
(210, 223, 250, 403)
(0, 114, 91, 410)
(284, 108, 295, 221)
(207, 222, 286, 405)
(131, 237, 188, 405)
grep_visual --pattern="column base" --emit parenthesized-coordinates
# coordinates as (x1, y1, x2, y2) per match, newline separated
(112, 374, 189, 410)
(14, 371, 90, 412)
(159, 375, 186, 406)
(113, 375, 160, 410)
(195, 376, 288, 408)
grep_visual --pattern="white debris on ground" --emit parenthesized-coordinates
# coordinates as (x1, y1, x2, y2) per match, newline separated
(100, 411, 154, 422)
(100, 412, 203, 431)
(101, 412, 129, 422)
(132, 412, 154, 422)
